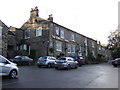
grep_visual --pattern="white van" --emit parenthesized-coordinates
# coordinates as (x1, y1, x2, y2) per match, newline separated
(0, 55, 19, 79)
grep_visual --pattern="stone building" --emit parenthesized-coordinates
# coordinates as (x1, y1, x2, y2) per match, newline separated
(2, 6, 111, 63)
(18, 7, 100, 63)
(0, 20, 8, 57)
(7, 26, 24, 59)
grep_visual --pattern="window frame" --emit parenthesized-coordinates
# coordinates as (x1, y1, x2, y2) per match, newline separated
(71, 34, 75, 41)
(55, 26, 60, 36)
(36, 27, 42, 37)
(0, 26, 2, 37)
(25, 29, 30, 39)
(56, 41, 62, 52)
(60, 30, 64, 39)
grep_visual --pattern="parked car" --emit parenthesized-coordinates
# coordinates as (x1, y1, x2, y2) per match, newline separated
(0, 55, 19, 79)
(111, 58, 120, 67)
(68, 56, 84, 66)
(11, 56, 33, 66)
(54, 57, 78, 70)
(37, 56, 56, 68)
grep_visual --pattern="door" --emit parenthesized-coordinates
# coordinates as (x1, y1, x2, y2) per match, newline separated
(0, 56, 11, 75)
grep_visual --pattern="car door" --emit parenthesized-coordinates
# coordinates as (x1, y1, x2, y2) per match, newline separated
(0, 56, 11, 75)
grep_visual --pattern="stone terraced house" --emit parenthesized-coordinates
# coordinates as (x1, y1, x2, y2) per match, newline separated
(0, 7, 111, 63)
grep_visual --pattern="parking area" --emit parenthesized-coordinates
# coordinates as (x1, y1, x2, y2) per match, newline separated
(2, 63, 118, 88)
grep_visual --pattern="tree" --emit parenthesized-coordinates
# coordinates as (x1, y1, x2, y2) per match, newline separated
(108, 28, 120, 59)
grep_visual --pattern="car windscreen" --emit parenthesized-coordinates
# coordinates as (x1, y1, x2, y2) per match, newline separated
(115, 58, 120, 61)
(14, 56, 21, 59)
(58, 58, 66, 60)
(39, 57, 47, 60)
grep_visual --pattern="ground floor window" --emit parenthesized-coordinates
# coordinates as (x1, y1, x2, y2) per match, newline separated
(56, 41, 62, 51)
(67, 44, 75, 53)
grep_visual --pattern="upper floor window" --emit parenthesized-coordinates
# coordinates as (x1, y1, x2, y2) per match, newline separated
(25, 30, 30, 39)
(99, 46, 101, 50)
(92, 42, 95, 48)
(84, 38, 87, 46)
(71, 34, 75, 41)
(36, 27, 42, 36)
(60, 30, 64, 39)
(56, 41, 62, 51)
(55, 26, 60, 36)
(0, 26, 2, 36)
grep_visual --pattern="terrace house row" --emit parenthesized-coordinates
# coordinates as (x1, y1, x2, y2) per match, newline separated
(2, 7, 111, 63)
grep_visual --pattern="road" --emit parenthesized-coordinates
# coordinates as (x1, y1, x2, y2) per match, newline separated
(2, 63, 119, 88)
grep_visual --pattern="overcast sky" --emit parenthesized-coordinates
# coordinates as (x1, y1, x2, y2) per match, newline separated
(0, 0, 119, 44)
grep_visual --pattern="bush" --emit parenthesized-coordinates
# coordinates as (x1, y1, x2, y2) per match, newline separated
(17, 50, 28, 56)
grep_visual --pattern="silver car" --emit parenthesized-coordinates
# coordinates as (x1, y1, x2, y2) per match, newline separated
(0, 55, 19, 79)
(55, 57, 78, 70)
(37, 56, 56, 68)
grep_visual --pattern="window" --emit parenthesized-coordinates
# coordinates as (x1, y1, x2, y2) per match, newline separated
(23, 45, 27, 50)
(56, 41, 62, 51)
(55, 27, 60, 36)
(36, 27, 42, 36)
(92, 42, 95, 48)
(71, 45, 75, 53)
(84, 38, 87, 46)
(0, 55, 7, 63)
(25, 30, 30, 39)
(0, 26, 2, 36)
(99, 46, 101, 50)
(67, 44, 71, 53)
(85, 48, 88, 56)
(92, 50, 95, 57)
(71, 34, 75, 41)
(79, 46, 82, 52)
(67, 44, 75, 53)
(60, 30, 64, 39)
(19, 44, 27, 50)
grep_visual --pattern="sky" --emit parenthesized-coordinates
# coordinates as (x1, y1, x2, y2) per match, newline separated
(0, 0, 119, 44)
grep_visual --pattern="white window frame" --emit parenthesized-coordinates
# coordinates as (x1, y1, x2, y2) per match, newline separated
(25, 30, 30, 39)
(67, 44, 71, 53)
(56, 41, 62, 51)
(92, 42, 95, 48)
(85, 48, 88, 56)
(0, 26, 2, 37)
(71, 34, 75, 41)
(71, 45, 75, 53)
(84, 38, 87, 46)
(92, 50, 95, 57)
(23, 44, 27, 50)
(99, 46, 101, 50)
(79, 46, 82, 52)
(60, 30, 64, 39)
(36, 27, 42, 36)
(55, 27, 60, 36)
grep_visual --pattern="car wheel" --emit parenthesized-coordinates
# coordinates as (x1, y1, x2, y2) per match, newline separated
(38, 65, 41, 68)
(114, 65, 117, 67)
(75, 65, 78, 69)
(55, 67, 58, 69)
(9, 70, 18, 79)
(47, 63, 51, 68)
(79, 64, 82, 67)
(67, 65, 71, 70)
